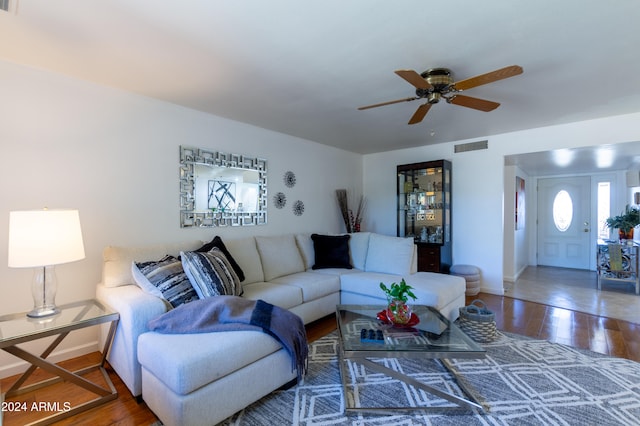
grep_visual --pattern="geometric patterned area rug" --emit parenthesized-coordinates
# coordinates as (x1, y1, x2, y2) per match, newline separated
(221, 331, 640, 426)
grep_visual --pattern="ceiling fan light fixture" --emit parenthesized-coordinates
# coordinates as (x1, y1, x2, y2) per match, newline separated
(427, 92, 441, 104)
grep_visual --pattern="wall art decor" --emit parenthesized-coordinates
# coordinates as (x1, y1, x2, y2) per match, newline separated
(284, 171, 296, 188)
(273, 192, 287, 209)
(293, 200, 305, 216)
(515, 176, 525, 230)
(208, 180, 236, 211)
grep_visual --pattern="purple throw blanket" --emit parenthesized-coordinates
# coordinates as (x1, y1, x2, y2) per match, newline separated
(148, 296, 308, 381)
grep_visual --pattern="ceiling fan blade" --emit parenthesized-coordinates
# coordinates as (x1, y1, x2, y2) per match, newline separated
(358, 97, 417, 110)
(408, 103, 432, 125)
(449, 94, 500, 112)
(395, 70, 433, 89)
(453, 65, 523, 91)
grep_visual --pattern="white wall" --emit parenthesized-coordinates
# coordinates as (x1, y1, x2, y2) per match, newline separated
(363, 112, 640, 296)
(503, 166, 530, 282)
(0, 60, 362, 375)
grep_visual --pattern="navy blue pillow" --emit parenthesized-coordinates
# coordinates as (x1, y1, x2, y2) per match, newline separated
(311, 234, 352, 270)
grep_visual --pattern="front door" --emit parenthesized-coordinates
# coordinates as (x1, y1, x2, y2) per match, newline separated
(537, 176, 591, 269)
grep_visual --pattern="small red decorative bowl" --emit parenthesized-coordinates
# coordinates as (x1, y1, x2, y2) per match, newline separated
(376, 310, 420, 328)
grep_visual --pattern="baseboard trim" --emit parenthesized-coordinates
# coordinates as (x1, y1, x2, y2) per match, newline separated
(504, 265, 528, 283)
(480, 286, 505, 296)
(0, 341, 99, 379)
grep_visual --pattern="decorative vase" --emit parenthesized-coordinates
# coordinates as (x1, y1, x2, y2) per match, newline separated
(619, 228, 634, 241)
(385, 299, 412, 325)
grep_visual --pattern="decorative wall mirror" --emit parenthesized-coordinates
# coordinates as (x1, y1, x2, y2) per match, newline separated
(180, 146, 267, 227)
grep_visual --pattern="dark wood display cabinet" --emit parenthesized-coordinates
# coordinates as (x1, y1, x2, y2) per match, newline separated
(397, 160, 452, 273)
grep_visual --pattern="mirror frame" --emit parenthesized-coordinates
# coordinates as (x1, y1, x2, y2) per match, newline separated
(180, 145, 268, 227)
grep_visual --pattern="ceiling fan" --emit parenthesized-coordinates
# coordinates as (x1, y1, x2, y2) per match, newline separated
(358, 65, 523, 125)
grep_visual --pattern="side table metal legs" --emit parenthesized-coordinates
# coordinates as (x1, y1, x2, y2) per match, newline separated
(1, 320, 119, 426)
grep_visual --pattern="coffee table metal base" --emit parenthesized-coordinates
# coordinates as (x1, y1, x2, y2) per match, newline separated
(338, 346, 486, 414)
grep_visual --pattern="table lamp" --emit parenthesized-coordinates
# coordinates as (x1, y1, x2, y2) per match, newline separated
(8, 209, 85, 318)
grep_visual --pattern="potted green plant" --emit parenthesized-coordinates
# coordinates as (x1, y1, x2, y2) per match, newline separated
(379, 279, 417, 325)
(605, 205, 640, 241)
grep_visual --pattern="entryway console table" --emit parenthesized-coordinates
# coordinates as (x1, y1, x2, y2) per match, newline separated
(596, 239, 639, 295)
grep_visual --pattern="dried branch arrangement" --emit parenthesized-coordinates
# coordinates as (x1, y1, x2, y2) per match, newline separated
(336, 189, 365, 233)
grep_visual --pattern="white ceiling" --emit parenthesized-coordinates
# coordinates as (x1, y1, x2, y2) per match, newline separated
(505, 142, 640, 177)
(1, 0, 640, 160)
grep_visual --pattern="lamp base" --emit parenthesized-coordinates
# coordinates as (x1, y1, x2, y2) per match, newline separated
(27, 265, 60, 318)
(27, 306, 60, 318)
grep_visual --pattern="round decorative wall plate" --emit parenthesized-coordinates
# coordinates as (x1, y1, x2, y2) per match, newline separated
(273, 192, 287, 209)
(293, 200, 305, 216)
(284, 171, 296, 188)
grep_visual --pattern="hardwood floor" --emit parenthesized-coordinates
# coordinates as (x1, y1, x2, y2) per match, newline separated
(0, 351, 159, 426)
(2, 295, 638, 425)
(468, 293, 640, 362)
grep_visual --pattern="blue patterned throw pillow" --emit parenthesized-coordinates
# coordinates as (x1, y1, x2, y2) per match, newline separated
(181, 248, 243, 298)
(132, 255, 199, 308)
(196, 236, 245, 282)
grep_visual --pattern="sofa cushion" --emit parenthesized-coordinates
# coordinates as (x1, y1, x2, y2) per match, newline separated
(103, 240, 203, 287)
(255, 235, 305, 281)
(348, 232, 371, 270)
(295, 233, 314, 270)
(364, 233, 414, 276)
(311, 234, 352, 270)
(340, 271, 403, 300)
(340, 271, 464, 311)
(241, 282, 303, 309)
(132, 256, 199, 308)
(404, 272, 466, 310)
(196, 236, 245, 282)
(270, 272, 340, 302)
(308, 267, 361, 277)
(224, 237, 264, 284)
(180, 249, 243, 298)
(138, 330, 283, 395)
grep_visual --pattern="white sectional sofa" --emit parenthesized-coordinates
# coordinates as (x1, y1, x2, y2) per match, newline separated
(96, 232, 465, 426)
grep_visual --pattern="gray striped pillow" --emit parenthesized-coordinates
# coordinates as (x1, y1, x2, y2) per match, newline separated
(133, 255, 199, 308)
(181, 248, 243, 298)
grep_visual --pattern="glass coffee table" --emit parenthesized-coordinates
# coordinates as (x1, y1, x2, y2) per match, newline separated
(336, 304, 486, 414)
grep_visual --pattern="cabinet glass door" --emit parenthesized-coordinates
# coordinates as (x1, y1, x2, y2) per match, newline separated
(398, 162, 449, 244)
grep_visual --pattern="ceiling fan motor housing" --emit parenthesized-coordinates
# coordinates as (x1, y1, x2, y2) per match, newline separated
(421, 68, 454, 89)
(416, 68, 455, 102)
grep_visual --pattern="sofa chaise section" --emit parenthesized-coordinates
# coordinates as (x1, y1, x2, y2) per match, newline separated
(138, 330, 295, 426)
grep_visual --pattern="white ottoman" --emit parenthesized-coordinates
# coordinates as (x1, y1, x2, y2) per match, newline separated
(450, 264, 481, 296)
(138, 330, 296, 426)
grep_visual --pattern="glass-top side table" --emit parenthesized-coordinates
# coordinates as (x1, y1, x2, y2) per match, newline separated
(0, 299, 120, 426)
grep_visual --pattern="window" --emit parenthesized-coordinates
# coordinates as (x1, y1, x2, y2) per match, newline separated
(553, 190, 573, 232)
(597, 182, 611, 239)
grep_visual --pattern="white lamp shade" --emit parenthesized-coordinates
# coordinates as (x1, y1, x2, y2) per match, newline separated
(8, 209, 86, 268)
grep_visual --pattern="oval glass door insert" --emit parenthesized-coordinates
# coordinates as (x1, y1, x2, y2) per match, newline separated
(553, 190, 573, 232)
